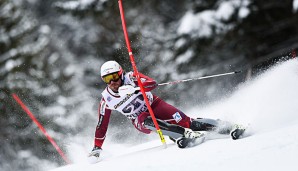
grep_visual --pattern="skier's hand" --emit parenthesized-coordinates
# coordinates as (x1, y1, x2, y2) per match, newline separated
(118, 85, 139, 96)
(133, 112, 151, 134)
(142, 80, 157, 92)
(88, 146, 102, 158)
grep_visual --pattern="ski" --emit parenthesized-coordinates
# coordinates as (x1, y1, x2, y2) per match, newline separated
(175, 126, 246, 148)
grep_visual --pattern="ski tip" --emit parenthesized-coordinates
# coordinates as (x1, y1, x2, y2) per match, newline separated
(176, 136, 205, 149)
(234, 70, 242, 74)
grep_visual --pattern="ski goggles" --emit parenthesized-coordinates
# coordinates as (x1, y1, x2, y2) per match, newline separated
(102, 72, 120, 84)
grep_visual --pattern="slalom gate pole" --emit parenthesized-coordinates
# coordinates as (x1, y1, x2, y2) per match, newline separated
(12, 93, 71, 164)
(118, 0, 166, 147)
(158, 71, 241, 86)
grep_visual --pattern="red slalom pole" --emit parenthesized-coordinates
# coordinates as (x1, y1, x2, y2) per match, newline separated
(118, 0, 166, 147)
(12, 93, 71, 164)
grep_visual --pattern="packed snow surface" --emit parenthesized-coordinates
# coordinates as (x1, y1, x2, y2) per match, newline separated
(51, 59, 298, 171)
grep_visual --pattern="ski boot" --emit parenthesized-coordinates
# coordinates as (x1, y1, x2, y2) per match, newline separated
(176, 128, 205, 148)
(230, 124, 246, 140)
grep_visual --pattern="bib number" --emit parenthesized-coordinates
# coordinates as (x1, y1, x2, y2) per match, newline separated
(122, 94, 144, 113)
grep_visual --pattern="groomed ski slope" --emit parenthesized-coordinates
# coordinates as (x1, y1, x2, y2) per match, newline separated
(51, 59, 298, 171)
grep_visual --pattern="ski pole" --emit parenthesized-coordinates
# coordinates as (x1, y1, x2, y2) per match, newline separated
(158, 71, 241, 86)
(118, 0, 167, 147)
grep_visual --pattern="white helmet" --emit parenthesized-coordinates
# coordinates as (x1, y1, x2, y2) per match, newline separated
(100, 60, 123, 77)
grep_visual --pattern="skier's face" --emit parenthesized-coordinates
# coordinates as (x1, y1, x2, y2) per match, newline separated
(108, 78, 122, 92)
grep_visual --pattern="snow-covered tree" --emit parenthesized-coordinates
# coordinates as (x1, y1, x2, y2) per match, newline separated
(0, 0, 58, 170)
(0, 0, 95, 170)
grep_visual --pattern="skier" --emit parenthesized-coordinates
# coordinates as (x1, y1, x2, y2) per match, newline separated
(89, 61, 245, 158)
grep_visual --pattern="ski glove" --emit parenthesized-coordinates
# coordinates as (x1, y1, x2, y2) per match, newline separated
(141, 80, 157, 92)
(133, 112, 151, 134)
(89, 146, 102, 158)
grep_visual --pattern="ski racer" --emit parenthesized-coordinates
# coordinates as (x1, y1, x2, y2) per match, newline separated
(89, 60, 244, 158)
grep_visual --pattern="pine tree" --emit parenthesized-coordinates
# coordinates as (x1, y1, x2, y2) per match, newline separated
(0, 0, 79, 170)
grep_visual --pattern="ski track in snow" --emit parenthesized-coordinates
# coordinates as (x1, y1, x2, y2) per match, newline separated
(51, 59, 298, 171)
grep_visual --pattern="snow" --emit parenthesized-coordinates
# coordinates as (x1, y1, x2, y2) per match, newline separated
(39, 25, 51, 34)
(54, 0, 107, 11)
(175, 50, 193, 64)
(294, 0, 298, 12)
(50, 59, 298, 171)
(215, 2, 235, 21)
(178, 11, 215, 37)
(238, 7, 250, 18)
(177, 1, 251, 37)
(54, 0, 95, 10)
(5, 59, 20, 71)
